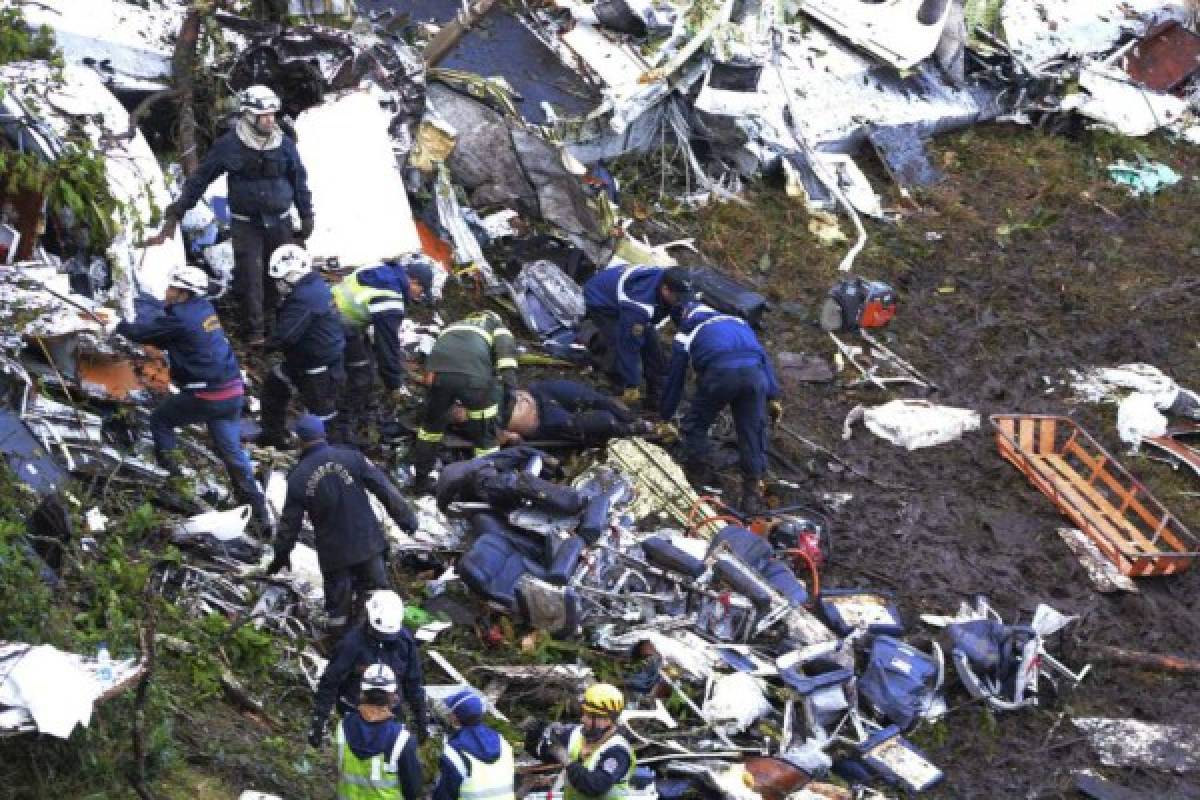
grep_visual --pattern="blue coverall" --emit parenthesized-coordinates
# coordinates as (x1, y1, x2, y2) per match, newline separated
(261, 271, 346, 441)
(117, 297, 267, 520)
(171, 130, 312, 339)
(582, 265, 673, 401)
(660, 303, 780, 479)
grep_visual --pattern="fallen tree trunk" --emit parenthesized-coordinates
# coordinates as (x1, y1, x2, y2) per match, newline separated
(1089, 644, 1200, 675)
(173, 8, 204, 175)
(423, 0, 502, 68)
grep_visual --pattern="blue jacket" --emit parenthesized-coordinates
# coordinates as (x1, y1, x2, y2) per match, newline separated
(583, 265, 670, 389)
(175, 130, 313, 223)
(117, 297, 241, 391)
(345, 262, 413, 390)
(267, 272, 345, 369)
(316, 624, 428, 729)
(276, 442, 416, 572)
(660, 303, 780, 419)
(342, 712, 422, 800)
(432, 723, 506, 800)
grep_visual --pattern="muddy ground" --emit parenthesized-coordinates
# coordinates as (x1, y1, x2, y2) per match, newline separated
(636, 123, 1200, 798)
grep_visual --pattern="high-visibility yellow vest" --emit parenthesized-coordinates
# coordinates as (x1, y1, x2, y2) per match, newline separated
(442, 738, 516, 800)
(334, 268, 406, 328)
(563, 727, 634, 800)
(335, 719, 411, 800)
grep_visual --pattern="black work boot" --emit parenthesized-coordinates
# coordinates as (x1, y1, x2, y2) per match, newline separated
(254, 429, 293, 450)
(740, 476, 768, 517)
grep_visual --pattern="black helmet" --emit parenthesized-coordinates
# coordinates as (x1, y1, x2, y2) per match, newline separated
(661, 267, 693, 297)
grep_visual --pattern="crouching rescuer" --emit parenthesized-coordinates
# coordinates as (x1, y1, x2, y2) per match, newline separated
(532, 683, 634, 800)
(335, 663, 422, 800)
(114, 265, 269, 530)
(259, 244, 347, 445)
(412, 310, 518, 487)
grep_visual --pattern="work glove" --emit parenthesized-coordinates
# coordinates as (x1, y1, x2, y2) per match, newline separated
(308, 714, 327, 748)
(91, 308, 121, 336)
(389, 386, 413, 407)
(654, 421, 679, 443)
(298, 215, 315, 242)
(265, 551, 290, 576)
(769, 400, 784, 425)
(621, 386, 642, 405)
(545, 743, 570, 765)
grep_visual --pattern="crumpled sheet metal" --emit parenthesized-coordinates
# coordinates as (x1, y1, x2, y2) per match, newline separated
(1001, 0, 1189, 69)
(1061, 63, 1188, 136)
(17, 0, 185, 92)
(844, 399, 980, 450)
(798, 0, 954, 71)
(601, 438, 725, 538)
(0, 62, 181, 309)
(0, 642, 145, 739)
(294, 90, 422, 267)
(426, 81, 612, 267)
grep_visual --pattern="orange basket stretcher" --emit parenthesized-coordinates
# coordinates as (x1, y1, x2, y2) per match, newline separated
(991, 414, 1199, 577)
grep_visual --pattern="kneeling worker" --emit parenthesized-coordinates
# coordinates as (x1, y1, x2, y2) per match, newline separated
(433, 688, 515, 800)
(335, 663, 422, 800)
(539, 683, 634, 800)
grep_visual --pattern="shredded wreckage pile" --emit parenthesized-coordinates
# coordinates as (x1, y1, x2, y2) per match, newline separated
(3, 0, 1200, 797)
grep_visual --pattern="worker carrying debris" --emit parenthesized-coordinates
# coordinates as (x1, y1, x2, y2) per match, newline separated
(582, 263, 692, 410)
(661, 301, 782, 513)
(532, 683, 635, 800)
(333, 663, 423, 800)
(333, 255, 437, 440)
(411, 310, 518, 489)
(311, 590, 430, 752)
(145, 85, 313, 345)
(432, 688, 515, 800)
(259, 245, 347, 446)
(112, 265, 270, 531)
(267, 415, 417, 632)
(455, 379, 653, 445)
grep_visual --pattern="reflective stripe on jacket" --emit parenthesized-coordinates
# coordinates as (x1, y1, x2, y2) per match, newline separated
(336, 721, 411, 800)
(443, 739, 516, 800)
(334, 268, 407, 328)
(564, 728, 634, 800)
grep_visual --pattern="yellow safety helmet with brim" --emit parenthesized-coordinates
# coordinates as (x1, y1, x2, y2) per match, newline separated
(581, 682, 625, 717)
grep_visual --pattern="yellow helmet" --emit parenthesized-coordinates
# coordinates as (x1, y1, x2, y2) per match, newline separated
(581, 683, 625, 717)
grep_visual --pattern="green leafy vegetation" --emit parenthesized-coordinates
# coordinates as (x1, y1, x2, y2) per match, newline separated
(0, 8, 59, 66)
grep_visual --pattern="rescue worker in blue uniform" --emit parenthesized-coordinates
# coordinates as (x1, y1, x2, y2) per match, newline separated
(332, 255, 436, 439)
(258, 244, 346, 446)
(114, 265, 269, 529)
(310, 590, 431, 752)
(432, 688, 515, 800)
(334, 663, 422, 800)
(145, 86, 313, 344)
(534, 683, 634, 800)
(582, 263, 692, 409)
(467, 379, 651, 445)
(267, 415, 417, 633)
(660, 301, 783, 514)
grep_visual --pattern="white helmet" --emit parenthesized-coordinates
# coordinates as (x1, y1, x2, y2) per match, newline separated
(168, 265, 210, 295)
(365, 590, 405, 640)
(239, 85, 281, 115)
(362, 663, 398, 694)
(268, 244, 312, 284)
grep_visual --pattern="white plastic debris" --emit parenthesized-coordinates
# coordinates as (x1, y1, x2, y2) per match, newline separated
(0, 644, 106, 738)
(845, 399, 980, 450)
(177, 506, 252, 541)
(1030, 604, 1078, 638)
(239, 793, 286, 800)
(703, 672, 771, 733)
(295, 90, 421, 267)
(1069, 363, 1181, 405)
(1116, 392, 1168, 451)
(1061, 63, 1188, 137)
(85, 508, 109, 533)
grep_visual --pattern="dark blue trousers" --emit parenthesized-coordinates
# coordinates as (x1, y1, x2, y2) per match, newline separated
(682, 365, 769, 478)
(585, 309, 665, 401)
